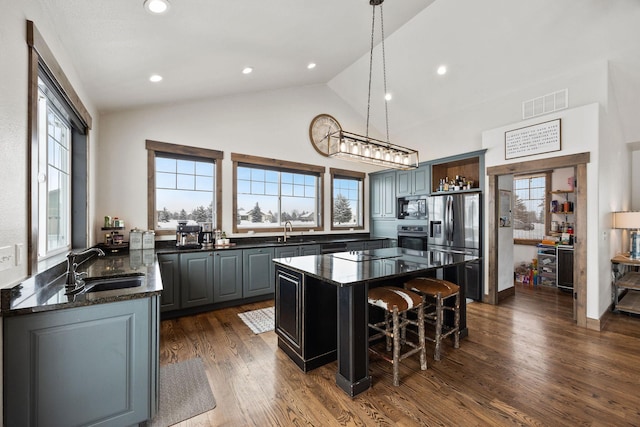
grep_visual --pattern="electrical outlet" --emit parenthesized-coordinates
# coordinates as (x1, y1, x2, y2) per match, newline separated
(0, 245, 14, 272)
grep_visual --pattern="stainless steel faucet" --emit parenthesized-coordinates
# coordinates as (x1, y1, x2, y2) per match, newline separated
(283, 221, 293, 243)
(66, 247, 105, 291)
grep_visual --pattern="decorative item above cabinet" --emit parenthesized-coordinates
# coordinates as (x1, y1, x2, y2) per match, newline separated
(431, 154, 482, 193)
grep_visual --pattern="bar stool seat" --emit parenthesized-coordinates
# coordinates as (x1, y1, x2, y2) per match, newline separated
(405, 277, 460, 361)
(367, 286, 427, 386)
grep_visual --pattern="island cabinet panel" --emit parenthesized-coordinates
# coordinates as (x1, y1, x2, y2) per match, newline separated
(180, 251, 214, 308)
(275, 266, 337, 371)
(213, 249, 243, 302)
(4, 297, 159, 426)
(157, 253, 180, 312)
(243, 247, 275, 298)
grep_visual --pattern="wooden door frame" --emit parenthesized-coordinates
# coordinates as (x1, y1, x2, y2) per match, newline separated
(486, 152, 590, 328)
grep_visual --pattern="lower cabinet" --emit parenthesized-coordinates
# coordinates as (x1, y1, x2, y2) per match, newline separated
(180, 251, 214, 308)
(158, 253, 180, 311)
(4, 297, 159, 426)
(213, 249, 243, 302)
(243, 247, 275, 298)
(274, 244, 321, 258)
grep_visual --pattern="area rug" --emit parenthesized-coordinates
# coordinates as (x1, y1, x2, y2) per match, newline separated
(238, 306, 275, 334)
(150, 357, 216, 427)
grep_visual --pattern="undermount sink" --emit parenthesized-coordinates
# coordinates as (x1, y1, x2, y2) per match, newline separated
(83, 274, 144, 293)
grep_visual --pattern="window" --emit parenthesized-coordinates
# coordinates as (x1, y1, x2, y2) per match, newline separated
(146, 141, 223, 235)
(331, 168, 364, 230)
(513, 173, 550, 242)
(232, 154, 324, 233)
(37, 82, 71, 255)
(27, 21, 92, 270)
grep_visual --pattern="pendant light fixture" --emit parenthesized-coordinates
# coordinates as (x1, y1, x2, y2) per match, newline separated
(326, 0, 418, 170)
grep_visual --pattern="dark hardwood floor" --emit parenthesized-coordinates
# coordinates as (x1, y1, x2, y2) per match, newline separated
(159, 284, 640, 426)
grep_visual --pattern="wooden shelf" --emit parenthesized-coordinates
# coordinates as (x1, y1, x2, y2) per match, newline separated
(550, 190, 574, 194)
(616, 290, 640, 314)
(431, 156, 480, 193)
(616, 271, 640, 290)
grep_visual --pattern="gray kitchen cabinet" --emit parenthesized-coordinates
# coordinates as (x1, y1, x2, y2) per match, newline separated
(396, 165, 429, 197)
(213, 249, 243, 302)
(370, 171, 396, 219)
(180, 251, 214, 308)
(299, 244, 321, 256)
(243, 247, 275, 298)
(4, 297, 159, 426)
(157, 253, 180, 312)
(275, 244, 321, 258)
(365, 240, 384, 250)
(346, 241, 365, 251)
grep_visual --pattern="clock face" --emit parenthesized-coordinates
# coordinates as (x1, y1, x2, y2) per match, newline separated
(309, 114, 342, 157)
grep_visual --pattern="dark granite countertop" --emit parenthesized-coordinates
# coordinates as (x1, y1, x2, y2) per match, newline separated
(154, 234, 388, 254)
(1, 250, 162, 317)
(273, 247, 479, 287)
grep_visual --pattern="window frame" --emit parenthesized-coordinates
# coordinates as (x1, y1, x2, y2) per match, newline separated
(330, 168, 365, 231)
(512, 171, 551, 246)
(27, 20, 92, 273)
(146, 140, 223, 236)
(231, 153, 325, 233)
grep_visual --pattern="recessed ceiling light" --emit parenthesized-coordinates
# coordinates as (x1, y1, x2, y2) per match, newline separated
(437, 65, 447, 75)
(307, 63, 316, 70)
(384, 93, 392, 101)
(144, 0, 170, 14)
(149, 74, 163, 82)
(242, 67, 253, 75)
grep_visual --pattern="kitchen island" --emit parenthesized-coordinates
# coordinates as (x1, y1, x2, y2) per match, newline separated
(272, 247, 479, 397)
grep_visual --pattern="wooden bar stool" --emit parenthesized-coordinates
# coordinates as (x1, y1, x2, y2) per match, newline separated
(367, 286, 427, 386)
(405, 277, 460, 361)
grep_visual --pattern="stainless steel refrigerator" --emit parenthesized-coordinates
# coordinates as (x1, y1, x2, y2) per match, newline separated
(428, 192, 482, 301)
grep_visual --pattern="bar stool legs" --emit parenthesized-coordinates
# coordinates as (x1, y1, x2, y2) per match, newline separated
(405, 277, 461, 361)
(368, 286, 427, 386)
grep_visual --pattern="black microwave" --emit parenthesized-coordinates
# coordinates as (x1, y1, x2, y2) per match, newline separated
(397, 197, 427, 220)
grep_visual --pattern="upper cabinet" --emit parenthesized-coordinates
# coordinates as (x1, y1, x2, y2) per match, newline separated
(396, 165, 430, 197)
(430, 152, 485, 194)
(370, 171, 396, 219)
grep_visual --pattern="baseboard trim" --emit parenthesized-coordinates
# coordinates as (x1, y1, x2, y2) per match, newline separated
(498, 286, 515, 302)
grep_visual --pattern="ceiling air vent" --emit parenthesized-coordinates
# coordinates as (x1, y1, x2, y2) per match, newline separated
(522, 89, 568, 120)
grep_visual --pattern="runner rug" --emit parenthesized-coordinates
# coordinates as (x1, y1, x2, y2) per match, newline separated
(150, 357, 216, 426)
(238, 306, 275, 334)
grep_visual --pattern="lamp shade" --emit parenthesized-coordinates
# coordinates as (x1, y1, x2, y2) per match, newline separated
(613, 211, 640, 229)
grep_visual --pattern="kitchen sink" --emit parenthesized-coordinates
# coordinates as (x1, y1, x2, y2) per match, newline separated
(83, 274, 144, 293)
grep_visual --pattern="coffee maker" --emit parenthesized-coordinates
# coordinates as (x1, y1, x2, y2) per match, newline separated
(176, 221, 202, 249)
(199, 222, 214, 248)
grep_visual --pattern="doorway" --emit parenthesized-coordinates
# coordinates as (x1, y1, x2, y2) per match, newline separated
(486, 152, 590, 328)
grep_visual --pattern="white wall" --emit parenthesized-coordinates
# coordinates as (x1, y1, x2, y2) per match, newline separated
(97, 85, 384, 241)
(483, 103, 609, 321)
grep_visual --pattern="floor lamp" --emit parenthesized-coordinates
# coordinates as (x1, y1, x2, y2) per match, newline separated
(613, 211, 640, 259)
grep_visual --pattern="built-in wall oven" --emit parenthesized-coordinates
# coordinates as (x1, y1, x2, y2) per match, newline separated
(397, 225, 428, 251)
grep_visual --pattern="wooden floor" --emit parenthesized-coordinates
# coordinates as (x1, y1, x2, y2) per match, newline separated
(159, 284, 640, 426)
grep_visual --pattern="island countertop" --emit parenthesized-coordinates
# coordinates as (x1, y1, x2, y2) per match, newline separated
(272, 247, 478, 287)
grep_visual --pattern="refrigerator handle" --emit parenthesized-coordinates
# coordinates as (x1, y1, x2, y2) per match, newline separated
(446, 195, 454, 245)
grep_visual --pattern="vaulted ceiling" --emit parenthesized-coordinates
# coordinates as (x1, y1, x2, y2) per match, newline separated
(37, 0, 640, 141)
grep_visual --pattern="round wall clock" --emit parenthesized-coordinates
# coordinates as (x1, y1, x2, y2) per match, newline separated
(309, 114, 342, 157)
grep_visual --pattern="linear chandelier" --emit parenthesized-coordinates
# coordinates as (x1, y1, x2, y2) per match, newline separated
(327, 0, 418, 170)
(327, 130, 418, 169)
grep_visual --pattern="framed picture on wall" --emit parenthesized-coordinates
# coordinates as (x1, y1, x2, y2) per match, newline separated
(504, 119, 561, 160)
